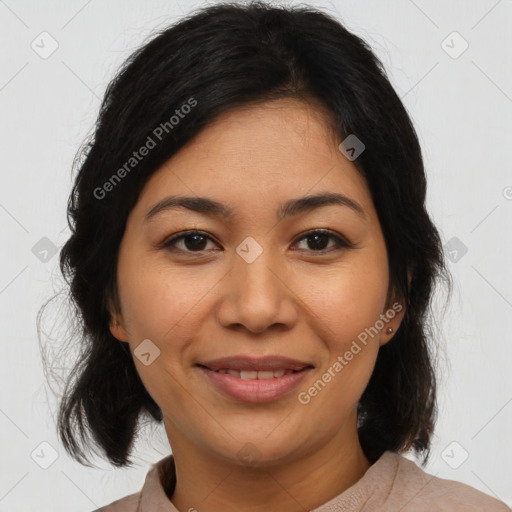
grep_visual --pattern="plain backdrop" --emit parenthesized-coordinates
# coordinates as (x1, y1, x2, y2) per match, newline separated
(1, 0, 511, 510)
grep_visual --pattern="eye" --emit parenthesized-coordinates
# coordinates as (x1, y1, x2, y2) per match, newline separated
(160, 228, 352, 255)
(293, 229, 352, 253)
(161, 230, 219, 254)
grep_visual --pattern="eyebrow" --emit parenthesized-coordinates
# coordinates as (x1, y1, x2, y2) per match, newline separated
(144, 192, 366, 223)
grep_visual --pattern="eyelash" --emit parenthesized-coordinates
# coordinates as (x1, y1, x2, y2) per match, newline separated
(160, 229, 352, 256)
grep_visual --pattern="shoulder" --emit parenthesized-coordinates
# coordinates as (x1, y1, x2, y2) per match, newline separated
(387, 452, 510, 511)
(91, 491, 141, 511)
(89, 454, 176, 512)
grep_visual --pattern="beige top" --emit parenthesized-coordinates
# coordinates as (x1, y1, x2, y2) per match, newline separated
(94, 451, 509, 511)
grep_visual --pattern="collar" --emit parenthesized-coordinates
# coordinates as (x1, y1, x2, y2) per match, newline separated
(137, 451, 400, 511)
(138, 454, 179, 511)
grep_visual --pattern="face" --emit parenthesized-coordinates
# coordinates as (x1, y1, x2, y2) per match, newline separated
(110, 98, 405, 467)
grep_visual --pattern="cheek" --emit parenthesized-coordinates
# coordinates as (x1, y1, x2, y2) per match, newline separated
(295, 259, 387, 421)
(118, 252, 217, 342)
(297, 250, 389, 353)
(116, 256, 222, 405)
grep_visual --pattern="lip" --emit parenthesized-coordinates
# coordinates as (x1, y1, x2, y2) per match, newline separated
(198, 366, 313, 403)
(197, 355, 312, 372)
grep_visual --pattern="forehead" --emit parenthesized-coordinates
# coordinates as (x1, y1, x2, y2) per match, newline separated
(185, 98, 342, 162)
(130, 98, 376, 224)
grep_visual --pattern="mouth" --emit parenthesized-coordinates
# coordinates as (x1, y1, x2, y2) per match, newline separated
(196, 355, 314, 403)
(198, 367, 303, 379)
(197, 355, 313, 372)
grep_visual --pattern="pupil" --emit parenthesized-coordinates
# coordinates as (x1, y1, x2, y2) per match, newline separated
(185, 234, 207, 251)
(309, 234, 328, 250)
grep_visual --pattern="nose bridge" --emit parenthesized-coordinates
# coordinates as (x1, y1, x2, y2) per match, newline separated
(237, 246, 278, 300)
(217, 235, 296, 333)
(235, 236, 281, 308)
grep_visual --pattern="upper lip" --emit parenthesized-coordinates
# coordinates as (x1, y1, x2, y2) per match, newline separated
(197, 355, 314, 372)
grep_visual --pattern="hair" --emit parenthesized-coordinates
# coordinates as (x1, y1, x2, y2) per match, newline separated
(39, 0, 452, 469)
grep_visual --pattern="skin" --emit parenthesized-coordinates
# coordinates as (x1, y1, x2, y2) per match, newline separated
(110, 98, 406, 512)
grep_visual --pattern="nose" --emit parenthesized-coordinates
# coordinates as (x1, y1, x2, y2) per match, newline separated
(216, 247, 298, 334)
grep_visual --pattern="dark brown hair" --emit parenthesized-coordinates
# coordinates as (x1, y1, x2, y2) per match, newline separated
(39, 1, 451, 468)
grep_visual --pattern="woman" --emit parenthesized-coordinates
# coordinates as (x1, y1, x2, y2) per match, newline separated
(51, 2, 509, 510)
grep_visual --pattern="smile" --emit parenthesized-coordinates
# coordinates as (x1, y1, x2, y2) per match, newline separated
(198, 366, 312, 403)
(209, 368, 300, 379)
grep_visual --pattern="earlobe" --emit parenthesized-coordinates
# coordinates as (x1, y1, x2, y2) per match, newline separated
(380, 269, 411, 346)
(380, 319, 400, 347)
(107, 291, 128, 342)
(109, 315, 128, 342)
(380, 298, 407, 346)
(379, 326, 395, 347)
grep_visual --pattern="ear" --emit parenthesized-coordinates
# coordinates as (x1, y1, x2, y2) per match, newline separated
(107, 295, 129, 342)
(379, 269, 412, 346)
(379, 302, 405, 346)
(110, 314, 129, 342)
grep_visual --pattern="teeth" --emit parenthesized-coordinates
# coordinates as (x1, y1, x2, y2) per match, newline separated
(256, 371, 274, 380)
(240, 370, 258, 380)
(214, 368, 298, 379)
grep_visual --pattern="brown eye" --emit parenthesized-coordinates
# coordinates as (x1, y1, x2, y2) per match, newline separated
(293, 229, 351, 253)
(161, 229, 351, 256)
(162, 231, 218, 253)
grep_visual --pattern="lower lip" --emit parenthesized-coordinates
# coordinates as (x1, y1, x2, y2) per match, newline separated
(198, 366, 312, 403)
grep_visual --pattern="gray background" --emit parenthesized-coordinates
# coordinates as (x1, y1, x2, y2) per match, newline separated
(1, 0, 511, 510)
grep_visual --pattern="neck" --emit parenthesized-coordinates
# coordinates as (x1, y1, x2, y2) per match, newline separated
(165, 413, 371, 512)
